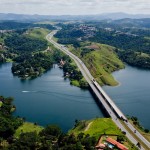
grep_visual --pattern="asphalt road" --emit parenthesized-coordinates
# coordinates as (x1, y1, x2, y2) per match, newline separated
(46, 30, 150, 150)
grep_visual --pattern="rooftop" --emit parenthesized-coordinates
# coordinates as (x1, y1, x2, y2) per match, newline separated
(106, 137, 128, 150)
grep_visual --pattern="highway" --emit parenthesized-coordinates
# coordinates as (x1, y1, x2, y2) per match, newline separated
(46, 30, 150, 150)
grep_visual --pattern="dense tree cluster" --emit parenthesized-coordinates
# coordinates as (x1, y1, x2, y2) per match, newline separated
(57, 38, 81, 48)
(12, 52, 54, 78)
(90, 28, 150, 54)
(0, 21, 55, 30)
(55, 24, 85, 38)
(88, 22, 150, 68)
(5, 34, 48, 52)
(0, 96, 23, 139)
(117, 50, 150, 69)
(63, 61, 89, 88)
(8, 126, 96, 150)
(63, 62, 82, 80)
(0, 21, 31, 30)
(55, 24, 84, 48)
(81, 48, 95, 57)
(129, 116, 150, 134)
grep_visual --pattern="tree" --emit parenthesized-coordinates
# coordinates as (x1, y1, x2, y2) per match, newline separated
(144, 129, 149, 133)
(77, 133, 85, 140)
(117, 135, 125, 142)
(10, 132, 39, 150)
(39, 125, 62, 140)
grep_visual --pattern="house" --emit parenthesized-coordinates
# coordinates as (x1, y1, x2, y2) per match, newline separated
(106, 137, 128, 150)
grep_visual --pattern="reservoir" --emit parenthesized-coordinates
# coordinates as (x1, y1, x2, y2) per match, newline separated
(103, 65, 150, 130)
(0, 63, 103, 132)
(0, 63, 150, 131)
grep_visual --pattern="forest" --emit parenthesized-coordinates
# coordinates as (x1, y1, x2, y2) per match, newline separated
(12, 52, 54, 78)
(0, 21, 55, 30)
(116, 50, 150, 69)
(55, 24, 84, 48)
(4, 34, 48, 53)
(55, 20, 150, 69)
(90, 28, 150, 54)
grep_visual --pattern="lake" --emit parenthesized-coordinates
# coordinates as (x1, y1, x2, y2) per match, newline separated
(0, 63, 103, 132)
(0, 63, 150, 131)
(104, 65, 150, 130)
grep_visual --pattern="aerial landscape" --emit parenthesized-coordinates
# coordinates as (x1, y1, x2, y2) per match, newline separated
(0, 0, 150, 150)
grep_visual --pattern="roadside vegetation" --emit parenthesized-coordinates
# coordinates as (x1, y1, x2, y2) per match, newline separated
(27, 28, 50, 39)
(63, 60, 89, 88)
(54, 24, 125, 86)
(69, 118, 138, 150)
(127, 116, 150, 142)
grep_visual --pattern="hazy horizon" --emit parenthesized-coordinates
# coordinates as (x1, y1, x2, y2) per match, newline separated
(0, 12, 150, 16)
(0, 0, 149, 15)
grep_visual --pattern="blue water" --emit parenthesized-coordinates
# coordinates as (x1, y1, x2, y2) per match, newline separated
(103, 65, 150, 130)
(1, 63, 150, 130)
(0, 63, 103, 132)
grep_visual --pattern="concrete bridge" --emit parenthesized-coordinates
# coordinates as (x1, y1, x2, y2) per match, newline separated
(46, 30, 150, 150)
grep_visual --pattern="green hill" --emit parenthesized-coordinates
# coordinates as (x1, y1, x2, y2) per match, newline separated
(69, 118, 122, 139)
(27, 28, 50, 39)
(69, 42, 125, 86)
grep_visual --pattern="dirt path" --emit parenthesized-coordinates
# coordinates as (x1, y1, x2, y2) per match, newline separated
(85, 121, 93, 131)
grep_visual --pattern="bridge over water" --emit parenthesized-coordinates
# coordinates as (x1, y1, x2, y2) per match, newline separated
(46, 30, 150, 150)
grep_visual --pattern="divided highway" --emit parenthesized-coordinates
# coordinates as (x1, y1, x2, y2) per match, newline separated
(46, 30, 150, 150)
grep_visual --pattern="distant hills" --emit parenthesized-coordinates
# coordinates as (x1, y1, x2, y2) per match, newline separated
(0, 12, 150, 22)
(97, 12, 150, 20)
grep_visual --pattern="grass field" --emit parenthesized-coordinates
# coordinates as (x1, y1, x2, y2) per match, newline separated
(14, 122, 43, 138)
(69, 118, 122, 140)
(69, 118, 138, 149)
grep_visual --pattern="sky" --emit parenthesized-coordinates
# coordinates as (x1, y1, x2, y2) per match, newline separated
(0, 0, 149, 15)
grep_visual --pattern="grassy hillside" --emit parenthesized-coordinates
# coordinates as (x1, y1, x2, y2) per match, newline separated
(27, 28, 50, 39)
(69, 118, 138, 150)
(69, 118, 122, 140)
(70, 42, 125, 86)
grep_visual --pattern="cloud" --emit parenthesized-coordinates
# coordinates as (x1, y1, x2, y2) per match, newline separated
(0, 0, 149, 15)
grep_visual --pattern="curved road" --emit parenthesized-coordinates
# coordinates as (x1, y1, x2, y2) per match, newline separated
(46, 30, 150, 150)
